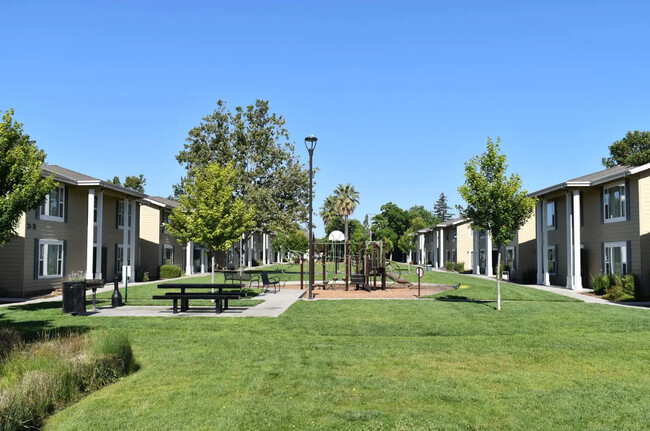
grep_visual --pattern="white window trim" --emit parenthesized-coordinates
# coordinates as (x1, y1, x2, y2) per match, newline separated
(546, 201, 556, 230)
(603, 183, 626, 223)
(603, 241, 627, 275)
(163, 245, 174, 265)
(546, 245, 557, 276)
(38, 239, 64, 279)
(505, 246, 516, 271)
(117, 201, 133, 230)
(40, 186, 65, 222)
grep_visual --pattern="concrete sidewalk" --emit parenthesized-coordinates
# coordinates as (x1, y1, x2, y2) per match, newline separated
(81, 288, 305, 318)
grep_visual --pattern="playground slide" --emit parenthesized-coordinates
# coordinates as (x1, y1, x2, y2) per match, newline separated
(385, 272, 412, 286)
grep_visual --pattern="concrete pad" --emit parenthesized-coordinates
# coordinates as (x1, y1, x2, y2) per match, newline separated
(83, 288, 305, 318)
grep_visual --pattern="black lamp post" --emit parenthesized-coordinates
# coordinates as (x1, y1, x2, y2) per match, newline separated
(305, 135, 318, 299)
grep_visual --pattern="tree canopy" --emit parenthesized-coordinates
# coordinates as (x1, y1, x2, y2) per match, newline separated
(0, 109, 55, 246)
(602, 130, 650, 167)
(333, 183, 359, 244)
(175, 100, 309, 235)
(407, 205, 439, 227)
(457, 137, 535, 310)
(167, 163, 255, 280)
(272, 228, 309, 256)
(109, 175, 147, 193)
(434, 193, 453, 221)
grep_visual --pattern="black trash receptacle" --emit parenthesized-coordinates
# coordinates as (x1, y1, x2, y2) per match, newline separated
(62, 282, 86, 315)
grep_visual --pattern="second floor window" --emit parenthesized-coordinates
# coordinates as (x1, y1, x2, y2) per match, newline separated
(41, 186, 65, 221)
(117, 201, 133, 228)
(604, 184, 626, 222)
(546, 201, 556, 229)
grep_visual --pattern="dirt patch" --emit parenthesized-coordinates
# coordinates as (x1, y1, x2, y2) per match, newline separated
(282, 283, 454, 299)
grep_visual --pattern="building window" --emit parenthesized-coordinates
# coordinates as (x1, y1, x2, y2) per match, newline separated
(94, 196, 98, 224)
(117, 201, 133, 229)
(40, 186, 65, 221)
(127, 202, 132, 228)
(604, 241, 627, 275)
(452, 227, 457, 241)
(116, 244, 132, 272)
(452, 249, 457, 262)
(546, 246, 557, 275)
(162, 212, 170, 234)
(446, 250, 451, 262)
(546, 201, 556, 229)
(38, 240, 64, 278)
(164, 245, 174, 265)
(604, 184, 626, 222)
(505, 246, 516, 271)
(479, 249, 485, 267)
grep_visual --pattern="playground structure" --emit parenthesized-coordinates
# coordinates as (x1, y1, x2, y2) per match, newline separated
(296, 240, 412, 291)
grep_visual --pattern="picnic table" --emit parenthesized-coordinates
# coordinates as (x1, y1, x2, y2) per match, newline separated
(152, 283, 244, 314)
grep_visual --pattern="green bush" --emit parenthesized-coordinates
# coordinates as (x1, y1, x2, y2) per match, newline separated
(521, 268, 537, 284)
(445, 261, 455, 271)
(456, 261, 465, 272)
(159, 264, 182, 279)
(0, 331, 137, 431)
(135, 267, 149, 282)
(592, 274, 610, 295)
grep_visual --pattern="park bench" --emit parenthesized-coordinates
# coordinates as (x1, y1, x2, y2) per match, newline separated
(350, 274, 371, 292)
(260, 272, 281, 293)
(223, 270, 261, 289)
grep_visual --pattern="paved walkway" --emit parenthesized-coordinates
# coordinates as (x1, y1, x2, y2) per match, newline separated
(82, 288, 305, 318)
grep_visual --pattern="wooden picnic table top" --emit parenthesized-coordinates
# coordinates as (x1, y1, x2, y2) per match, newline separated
(158, 283, 244, 289)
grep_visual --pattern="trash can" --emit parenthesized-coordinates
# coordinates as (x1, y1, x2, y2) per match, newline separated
(62, 281, 86, 315)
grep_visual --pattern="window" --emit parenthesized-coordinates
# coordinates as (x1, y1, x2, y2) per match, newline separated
(505, 246, 516, 271)
(604, 184, 626, 222)
(40, 186, 65, 221)
(452, 227, 457, 241)
(604, 241, 627, 275)
(546, 201, 556, 229)
(117, 201, 132, 229)
(94, 196, 98, 224)
(162, 212, 170, 234)
(546, 246, 557, 275)
(446, 250, 451, 262)
(116, 244, 131, 272)
(479, 249, 485, 267)
(452, 249, 457, 262)
(164, 245, 174, 265)
(38, 240, 64, 278)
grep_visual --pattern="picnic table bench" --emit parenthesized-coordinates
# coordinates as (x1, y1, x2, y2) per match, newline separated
(152, 283, 244, 314)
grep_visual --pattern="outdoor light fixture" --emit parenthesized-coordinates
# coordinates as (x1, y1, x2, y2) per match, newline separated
(305, 135, 318, 299)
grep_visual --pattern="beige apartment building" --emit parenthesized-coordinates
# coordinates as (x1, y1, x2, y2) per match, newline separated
(0, 165, 143, 297)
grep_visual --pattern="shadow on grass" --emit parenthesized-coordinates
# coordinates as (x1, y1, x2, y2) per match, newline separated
(433, 295, 498, 309)
(0, 301, 92, 342)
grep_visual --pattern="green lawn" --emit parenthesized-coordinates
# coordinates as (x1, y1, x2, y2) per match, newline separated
(1, 272, 649, 430)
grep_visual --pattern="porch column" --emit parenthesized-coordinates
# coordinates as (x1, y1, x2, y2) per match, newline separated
(535, 200, 543, 284)
(566, 192, 574, 289)
(247, 236, 253, 267)
(128, 199, 136, 282)
(201, 249, 206, 273)
(473, 230, 480, 274)
(542, 198, 550, 285)
(95, 190, 103, 279)
(122, 199, 129, 281)
(573, 190, 582, 289)
(85, 189, 95, 279)
(262, 233, 267, 265)
(185, 241, 193, 275)
(408, 250, 412, 264)
(419, 234, 425, 264)
(486, 234, 493, 277)
(433, 231, 438, 268)
(439, 229, 444, 268)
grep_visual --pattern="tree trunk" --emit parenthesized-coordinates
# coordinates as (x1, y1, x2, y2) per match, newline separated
(496, 251, 501, 311)
(344, 215, 349, 272)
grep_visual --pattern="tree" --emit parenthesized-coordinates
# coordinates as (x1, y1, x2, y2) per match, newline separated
(167, 163, 255, 283)
(272, 228, 308, 260)
(407, 205, 438, 227)
(0, 109, 55, 246)
(457, 137, 536, 310)
(108, 175, 146, 193)
(434, 193, 453, 221)
(176, 100, 310, 237)
(397, 230, 417, 262)
(371, 202, 409, 260)
(319, 195, 340, 230)
(602, 131, 650, 167)
(332, 183, 360, 249)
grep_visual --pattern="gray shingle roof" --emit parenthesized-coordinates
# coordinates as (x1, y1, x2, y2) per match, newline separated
(147, 196, 179, 208)
(42, 164, 99, 183)
(41, 164, 145, 198)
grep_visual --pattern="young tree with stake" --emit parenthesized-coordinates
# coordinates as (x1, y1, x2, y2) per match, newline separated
(458, 137, 535, 310)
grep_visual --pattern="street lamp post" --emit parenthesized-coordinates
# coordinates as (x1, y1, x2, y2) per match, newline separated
(305, 135, 318, 299)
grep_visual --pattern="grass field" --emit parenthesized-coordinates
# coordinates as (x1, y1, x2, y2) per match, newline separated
(1, 271, 649, 430)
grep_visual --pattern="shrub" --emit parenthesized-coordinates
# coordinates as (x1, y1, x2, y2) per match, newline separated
(0, 331, 137, 431)
(159, 264, 182, 279)
(445, 261, 455, 271)
(135, 267, 149, 282)
(592, 274, 610, 295)
(521, 268, 537, 284)
(621, 274, 636, 296)
(456, 261, 465, 272)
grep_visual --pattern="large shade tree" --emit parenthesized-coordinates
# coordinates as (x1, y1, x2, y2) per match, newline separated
(602, 130, 650, 167)
(175, 100, 310, 254)
(167, 163, 255, 283)
(0, 109, 55, 246)
(458, 137, 535, 310)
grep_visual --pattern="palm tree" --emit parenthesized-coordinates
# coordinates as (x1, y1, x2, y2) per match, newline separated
(319, 195, 338, 231)
(333, 183, 360, 262)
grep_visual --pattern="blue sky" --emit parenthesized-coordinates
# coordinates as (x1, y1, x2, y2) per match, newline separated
(3, 1, 650, 236)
